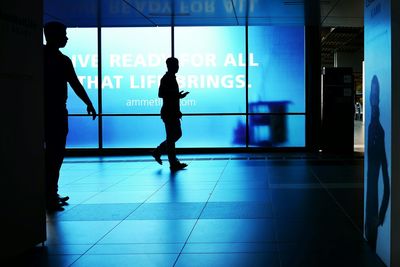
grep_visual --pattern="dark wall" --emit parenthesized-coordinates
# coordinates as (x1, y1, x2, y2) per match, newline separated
(0, 1, 46, 259)
(304, 0, 322, 151)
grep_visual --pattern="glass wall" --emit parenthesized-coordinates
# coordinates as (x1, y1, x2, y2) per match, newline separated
(61, 26, 305, 149)
(175, 27, 246, 114)
(248, 26, 305, 147)
(101, 27, 171, 148)
(60, 28, 99, 148)
(101, 27, 171, 114)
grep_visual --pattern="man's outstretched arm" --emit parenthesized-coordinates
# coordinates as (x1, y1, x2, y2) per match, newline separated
(67, 60, 97, 120)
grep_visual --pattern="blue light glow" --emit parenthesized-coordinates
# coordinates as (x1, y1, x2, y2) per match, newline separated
(61, 26, 305, 148)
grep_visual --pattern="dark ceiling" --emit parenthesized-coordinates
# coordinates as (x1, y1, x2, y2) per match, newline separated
(44, 0, 307, 27)
(321, 27, 364, 67)
(44, 0, 364, 67)
(44, 0, 364, 27)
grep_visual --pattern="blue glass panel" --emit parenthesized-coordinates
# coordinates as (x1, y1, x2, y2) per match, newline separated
(248, 115, 305, 147)
(103, 116, 164, 148)
(101, 27, 171, 114)
(248, 26, 305, 113)
(246, 1, 304, 25)
(60, 28, 99, 114)
(175, 27, 246, 114)
(103, 115, 245, 148)
(66, 116, 99, 148)
(56, 25, 307, 149)
(181, 115, 246, 148)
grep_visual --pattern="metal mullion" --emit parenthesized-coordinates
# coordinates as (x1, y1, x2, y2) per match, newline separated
(245, 24, 249, 148)
(97, 1, 103, 150)
(171, 1, 175, 57)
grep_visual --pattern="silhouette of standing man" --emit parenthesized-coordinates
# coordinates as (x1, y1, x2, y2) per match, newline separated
(152, 57, 189, 171)
(43, 21, 97, 212)
(365, 75, 390, 251)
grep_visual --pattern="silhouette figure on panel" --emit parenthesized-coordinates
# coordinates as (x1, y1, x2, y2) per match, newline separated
(152, 57, 189, 172)
(43, 21, 97, 212)
(365, 75, 390, 251)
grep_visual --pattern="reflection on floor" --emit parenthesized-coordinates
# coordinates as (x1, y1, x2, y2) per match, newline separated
(13, 153, 386, 267)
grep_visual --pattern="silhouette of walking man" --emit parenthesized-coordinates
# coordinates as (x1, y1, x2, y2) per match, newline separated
(365, 75, 390, 251)
(152, 57, 189, 171)
(43, 21, 97, 212)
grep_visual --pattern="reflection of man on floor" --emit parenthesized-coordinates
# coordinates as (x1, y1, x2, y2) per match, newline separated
(365, 75, 390, 251)
(44, 21, 97, 212)
(152, 57, 189, 172)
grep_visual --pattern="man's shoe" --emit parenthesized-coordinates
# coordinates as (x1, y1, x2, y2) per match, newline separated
(152, 150, 162, 165)
(58, 195, 69, 203)
(170, 162, 187, 172)
(59, 200, 69, 206)
(58, 195, 69, 206)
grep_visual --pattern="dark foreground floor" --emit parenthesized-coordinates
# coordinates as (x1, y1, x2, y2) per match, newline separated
(9, 153, 386, 267)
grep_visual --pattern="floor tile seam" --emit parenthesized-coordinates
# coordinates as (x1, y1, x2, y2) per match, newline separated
(99, 171, 165, 190)
(269, 183, 363, 189)
(78, 171, 145, 179)
(64, 159, 154, 164)
(266, 171, 274, 202)
(64, 158, 199, 164)
(71, 252, 275, 255)
(82, 242, 185, 245)
(68, 241, 277, 245)
(179, 241, 279, 250)
(61, 176, 140, 208)
(118, 178, 174, 221)
(60, 170, 101, 186)
(309, 168, 364, 237)
(171, 240, 369, 245)
(266, 162, 302, 267)
(66, 243, 100, 267)
(63, 154, 363, 163)
(269, 194, 284, 267)
(78, 163, 169, 196)
(175, 252, 279, 255)
(80, 252, 182, 256)
(68, 179, 174, 264)
(52, 202, 142, 221)
(274, 240, 369, 245)
(60, 171, 145, 186)
(172, 159, 230, 267)
(104, 166, 154, 177)
(59, 190, 108, 208)
(63, 213, 143, 265)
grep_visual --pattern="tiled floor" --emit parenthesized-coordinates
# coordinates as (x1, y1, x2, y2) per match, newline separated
(12, 153, 386, 267)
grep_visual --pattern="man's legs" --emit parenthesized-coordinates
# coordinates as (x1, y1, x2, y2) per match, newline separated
(165, 119, 181, 164)
(44, 116, 68, 211)
(165, 119, 187, 171)
(152, 140, 166, 165)
(153, 118, 181, 164)
(152, 118, 186, 170)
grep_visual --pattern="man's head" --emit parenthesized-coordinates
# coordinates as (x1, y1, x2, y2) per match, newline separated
(166, 57, 179, 73)
(44, 21, 68, 48)
(370, 75, 380, 108)
(370, 75, 380, 121)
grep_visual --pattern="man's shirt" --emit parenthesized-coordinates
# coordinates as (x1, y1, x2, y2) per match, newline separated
(158, 72, 181, 120)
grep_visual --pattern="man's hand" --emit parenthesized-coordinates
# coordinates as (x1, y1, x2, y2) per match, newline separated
(87, 104, 97, 120)
(179, 91, 189, 99)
